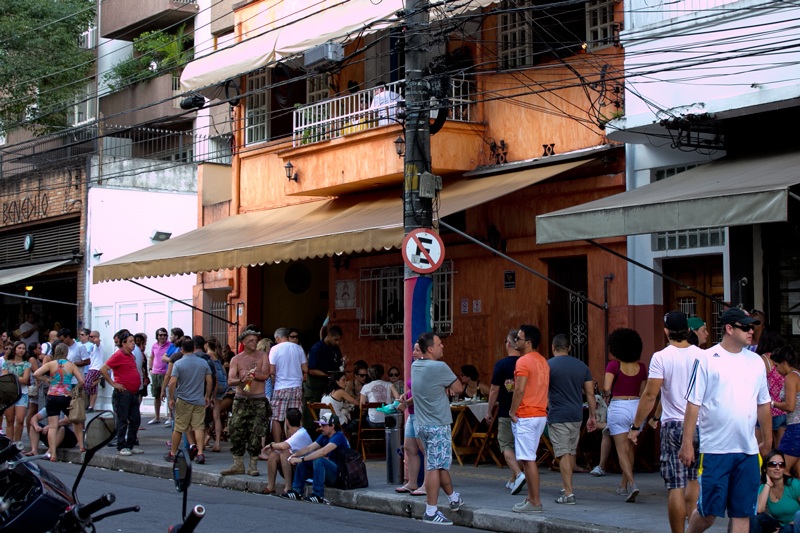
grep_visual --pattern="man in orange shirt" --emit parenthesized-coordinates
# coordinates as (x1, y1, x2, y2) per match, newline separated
(509, 324, 549, 513)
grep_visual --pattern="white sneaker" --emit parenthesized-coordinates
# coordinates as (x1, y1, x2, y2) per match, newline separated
(118, 448, 132, 456)
(130, 447, 144, 454)
(589, 466, 606, 477)
(505, 481, 513, 491)
(510, 472, 527, 495)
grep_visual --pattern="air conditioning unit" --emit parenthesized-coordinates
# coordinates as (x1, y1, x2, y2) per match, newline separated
(304, 42, 344, 70)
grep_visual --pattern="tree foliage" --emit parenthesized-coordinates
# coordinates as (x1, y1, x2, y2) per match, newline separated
(104, 25, 192, 93)
(0, 0, 95, 135)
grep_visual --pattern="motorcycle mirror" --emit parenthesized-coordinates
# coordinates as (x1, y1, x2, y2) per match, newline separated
(172, 447, 192, 520)
(172, 448, 192, 493)
(0, 374, 21, 412)
(72, 411, 117, 496)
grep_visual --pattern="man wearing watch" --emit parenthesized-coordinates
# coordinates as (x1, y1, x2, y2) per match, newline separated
(628, 311, 703, 533)
(262, 408, 312, 497)
(285, 412, 349, 504)
(679, 308, 771, 533)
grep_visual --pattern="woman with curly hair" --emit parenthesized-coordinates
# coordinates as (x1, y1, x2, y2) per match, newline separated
(603, 328, 647, 502)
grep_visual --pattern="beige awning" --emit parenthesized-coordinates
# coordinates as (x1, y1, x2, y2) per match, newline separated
(181, 0, 498, 92)
(0, 260, 72, 287)
(93, 159, 589, 283)
(536, 151, 800, 244)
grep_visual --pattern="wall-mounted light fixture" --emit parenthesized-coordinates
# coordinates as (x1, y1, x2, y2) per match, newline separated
(394, 136, 405, 158)
(25, 285, 33, 292)
(151, 230, 172, 242)
(284, 161, 298, 182)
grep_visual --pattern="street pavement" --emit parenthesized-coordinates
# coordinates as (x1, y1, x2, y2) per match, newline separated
(54, 412, 728, 533)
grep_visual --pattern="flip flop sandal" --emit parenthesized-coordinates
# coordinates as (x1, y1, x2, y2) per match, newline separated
(395, 485, 413, 493)
(410, 489, 427, 496)
(262, 487, 275, 495)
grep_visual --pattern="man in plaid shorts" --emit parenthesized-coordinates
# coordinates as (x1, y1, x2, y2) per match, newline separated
(269, 328, 307, 443)
(628, 311, 703, 533)
(411, 332, 465, 526)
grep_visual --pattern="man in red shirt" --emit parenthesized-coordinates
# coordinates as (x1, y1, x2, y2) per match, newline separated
(99, 331, 143, 456)
(509, 324, 549, 514)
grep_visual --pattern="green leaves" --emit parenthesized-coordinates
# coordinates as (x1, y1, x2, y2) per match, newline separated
(0, 0, 95, 135)
(104, 25, 193, 93)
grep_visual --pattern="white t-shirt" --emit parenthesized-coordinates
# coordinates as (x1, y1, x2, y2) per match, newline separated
(360, 379, 392, 423)
(686, 343, 770, 454)
(649, 343, 703, 423)
(19, 322, 38, 347)
(269, 342, 306, 390)
(285, 427, 313, 452)
(67, 341, 90, 384)
(88, 342, 104, 371)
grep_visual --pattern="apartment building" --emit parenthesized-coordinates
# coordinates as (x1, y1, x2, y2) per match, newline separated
(96, 0, 630, 384)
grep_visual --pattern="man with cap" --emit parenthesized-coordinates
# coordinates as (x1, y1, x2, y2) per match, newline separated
(679, 308, 772, 533)
(221, 328, 271, 477)
(688, 317, 708, 348)
(286, 412, 350, 504)
(628, 311, 703, 533)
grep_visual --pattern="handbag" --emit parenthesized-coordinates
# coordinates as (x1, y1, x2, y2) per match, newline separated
(68, 387, 86, 423)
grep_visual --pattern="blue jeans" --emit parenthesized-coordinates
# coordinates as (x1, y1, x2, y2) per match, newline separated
(750, 511, 800, 533)
(292, 457, 338, 497)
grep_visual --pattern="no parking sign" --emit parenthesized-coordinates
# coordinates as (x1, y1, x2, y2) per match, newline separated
(402, 228, 445, 274)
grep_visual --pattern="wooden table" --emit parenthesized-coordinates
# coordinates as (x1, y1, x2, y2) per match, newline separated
(450, 402, 489, 466)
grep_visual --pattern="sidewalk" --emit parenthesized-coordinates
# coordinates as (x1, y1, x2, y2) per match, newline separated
(57, 413, 728, 533)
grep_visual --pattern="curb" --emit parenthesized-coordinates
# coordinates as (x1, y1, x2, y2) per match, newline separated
(58, 448, 642, 533)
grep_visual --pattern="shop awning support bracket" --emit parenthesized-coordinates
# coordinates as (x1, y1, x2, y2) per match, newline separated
(0, 292, 77, 306)
(586, 239, 731, 307)
(127, 280, 239, 330)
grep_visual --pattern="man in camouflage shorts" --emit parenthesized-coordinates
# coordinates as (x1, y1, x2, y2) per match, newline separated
(221, 329, 271, 477)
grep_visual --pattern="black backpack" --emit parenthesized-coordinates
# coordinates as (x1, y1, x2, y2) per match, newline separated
(335, 447, 369, 490)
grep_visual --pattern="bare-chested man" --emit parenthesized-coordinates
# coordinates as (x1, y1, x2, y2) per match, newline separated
(221, 329, 272, 477)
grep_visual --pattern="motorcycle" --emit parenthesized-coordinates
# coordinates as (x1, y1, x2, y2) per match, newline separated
(0, 374, 203, 532)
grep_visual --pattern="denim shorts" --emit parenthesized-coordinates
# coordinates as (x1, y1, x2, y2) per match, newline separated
(14, 392, 28, 407)
(779, 424, 800, 458)
(404, 413, 417, 439)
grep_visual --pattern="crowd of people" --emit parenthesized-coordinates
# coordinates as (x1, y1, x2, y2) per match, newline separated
(3, 306, 798, 531)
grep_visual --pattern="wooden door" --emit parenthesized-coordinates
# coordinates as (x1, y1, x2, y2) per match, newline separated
(662, 256, 724, 345)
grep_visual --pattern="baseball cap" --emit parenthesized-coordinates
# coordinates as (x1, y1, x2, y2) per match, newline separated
(664, 311, 688, 331)
(719, 308, 761, 326)
(687, 317, 705, 331)
(315, 412, 340, 427)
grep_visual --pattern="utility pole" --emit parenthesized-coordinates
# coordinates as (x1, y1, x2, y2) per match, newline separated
(403, 0, 433, 380)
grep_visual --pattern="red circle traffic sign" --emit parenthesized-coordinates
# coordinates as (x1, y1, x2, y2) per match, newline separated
(402, 228, 445, 274)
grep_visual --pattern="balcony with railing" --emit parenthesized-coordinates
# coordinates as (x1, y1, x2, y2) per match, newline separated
(99, 73, 195, 128)
(292, 79, 477, 147)
(100, 0, 197, 40)
(275, 78, 485, 197)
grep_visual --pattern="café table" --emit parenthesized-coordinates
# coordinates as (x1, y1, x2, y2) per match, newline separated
(450, 400, 489, 466)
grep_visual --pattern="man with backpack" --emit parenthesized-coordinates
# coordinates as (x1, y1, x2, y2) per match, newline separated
(286, 412, 349, 504)
(269, 328, 307, 443)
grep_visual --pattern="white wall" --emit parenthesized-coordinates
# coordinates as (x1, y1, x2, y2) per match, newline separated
(85, 186, 197, 409)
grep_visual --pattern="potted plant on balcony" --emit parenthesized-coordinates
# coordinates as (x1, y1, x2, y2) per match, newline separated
(104, 25, 193, 93)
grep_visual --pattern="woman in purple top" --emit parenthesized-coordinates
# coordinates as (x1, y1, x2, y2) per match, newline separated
(603, 328, 647, 502)
(395, 343, 426, 496)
